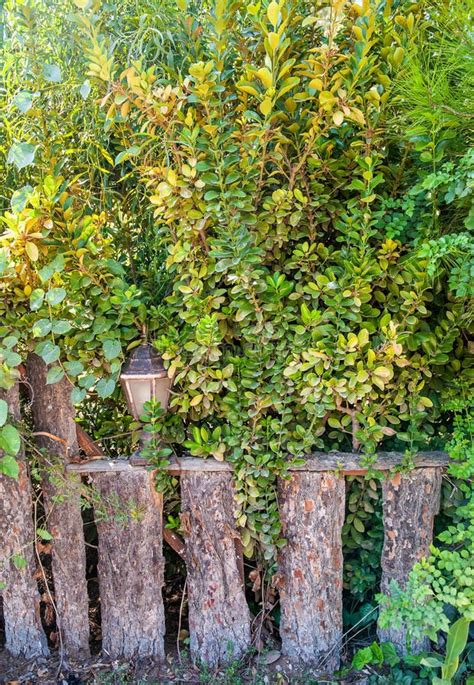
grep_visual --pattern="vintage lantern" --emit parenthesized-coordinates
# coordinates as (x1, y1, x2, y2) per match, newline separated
(120, 343, 172, 420)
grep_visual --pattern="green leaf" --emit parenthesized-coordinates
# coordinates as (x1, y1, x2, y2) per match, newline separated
(43, 63, 62, 83)
(32, 318, 52, 337)
(115, 145, 141, 165)
(421, 656, 444, 668)
(96, 377, 115, 398)
(12, 90, 38, 113)
(12, 553, 27, 570)
(64, 360, 84, 376)
(352, 645, 374, 670)
(0, 455, 19, 479)
(442, 617, 470, 679)
(0, 399, 7, 427)
(3, 336, 18, 349)
(7, 142, 36, 170)
(0, 425, 21, 455)
(102, 339, 122, 361)
(30, 288, 45, 311)
(46, 287, 67, 306)
(11, 184, 33, 212)
(46, 366, 65, 385)
(38, 255, 65, 282)
(52, 320, 72, 335)
(3, 350, 22, 367)
(35, 340, 60, 365)
(71, 387, 87, 404)
(36, 528, 53, 541)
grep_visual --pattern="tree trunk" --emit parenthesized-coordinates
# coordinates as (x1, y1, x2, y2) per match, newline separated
(0, 383, 49, 658)
(26, 353, 90, 657)
(378, 468, 442, 654)
(93, 470, 165, 659)
(180, 471, 251, 667)
(278, 472, 345, 673)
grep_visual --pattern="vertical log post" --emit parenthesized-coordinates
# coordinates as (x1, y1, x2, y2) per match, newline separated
(180, 471, 251, 667)
(0, 383, 49, 658)
(378, 468, 442, 654)
(27, 354, 90, 657)
(93, 470, 165, 659)
(278, 472, 345, 673)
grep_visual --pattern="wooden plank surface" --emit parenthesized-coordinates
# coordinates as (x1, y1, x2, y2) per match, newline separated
(66, 451, 449, 475)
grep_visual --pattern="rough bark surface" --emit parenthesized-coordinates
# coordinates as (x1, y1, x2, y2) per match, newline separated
(278, 472, 345, 673)
(180, 471, 251, 667)
(26, 353, 90, 657)
(0, 383, 49, 658)
(378, 468, 442, 654)
(93, 470, 165, 660)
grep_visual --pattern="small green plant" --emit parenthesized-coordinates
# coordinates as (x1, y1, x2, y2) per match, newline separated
(420, 617, 471, 684)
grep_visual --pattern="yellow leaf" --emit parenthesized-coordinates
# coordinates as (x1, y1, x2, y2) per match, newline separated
(167, 169, 178, 186)
(267, 1, 280, 27)
(121, 101, 130, 117)
(237, 83, 260, 97)
(157, 181, 173, 197)
(319, 90, 337, 107)
(267, 32, 280, 51)
(392, 46, 405, 67)
(349, 107, 365, 125)
(190, 394, 203, 406)
(25, 242, 39, 261)
(259, 98, 273, 116)
(333, 110, 344, 126)
(73, 0, 89, 7)
(309, 78, 323, 91)
(256, 67, 273, 90)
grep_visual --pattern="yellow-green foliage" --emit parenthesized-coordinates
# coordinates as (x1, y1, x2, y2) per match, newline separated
(84, 0, 474, 556)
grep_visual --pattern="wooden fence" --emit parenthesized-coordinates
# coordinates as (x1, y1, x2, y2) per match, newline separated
(0, 363, 448, 672)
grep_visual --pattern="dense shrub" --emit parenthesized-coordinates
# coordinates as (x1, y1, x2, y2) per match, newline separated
(83, 0, 473, 558)
(0, 0, 472, 670)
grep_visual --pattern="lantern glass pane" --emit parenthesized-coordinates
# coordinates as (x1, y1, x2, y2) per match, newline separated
(154, 375, 172, 411)
(127, 378, 152, 419)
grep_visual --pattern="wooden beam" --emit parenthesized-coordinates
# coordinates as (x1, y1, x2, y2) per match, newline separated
(66, 451, 449, 475)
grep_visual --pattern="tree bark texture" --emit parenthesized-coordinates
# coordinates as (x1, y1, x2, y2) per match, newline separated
(378, 468, 442, 654)
(278, 472, 345, 673)
(0, 383, 49, 658)
(27, 353, 90, 657)
(180, 471, 251, 667)
(93, 470, 165, 659)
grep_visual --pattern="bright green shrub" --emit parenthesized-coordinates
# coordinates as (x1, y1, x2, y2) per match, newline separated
(82, 0, 473, 558)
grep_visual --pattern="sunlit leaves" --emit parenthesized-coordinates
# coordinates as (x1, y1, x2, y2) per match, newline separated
(79, 79, 91, 100)
(43, 64, 62, 83)
(12, 91, 39, 113)
(7, 142, 36, 170)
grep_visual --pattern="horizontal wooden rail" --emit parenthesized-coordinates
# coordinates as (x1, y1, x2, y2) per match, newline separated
(66, 451, 449, 475)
